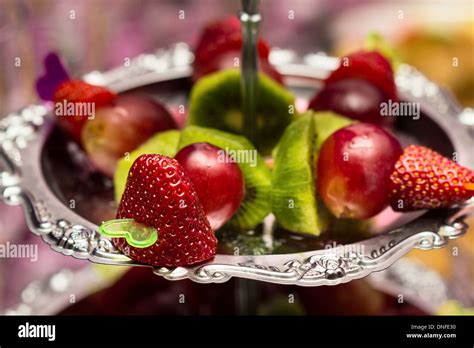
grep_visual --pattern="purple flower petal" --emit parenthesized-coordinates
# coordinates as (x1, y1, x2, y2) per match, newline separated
(35, 52, 70, 101)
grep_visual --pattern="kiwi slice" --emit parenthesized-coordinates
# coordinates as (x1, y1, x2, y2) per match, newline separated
(113, 130, 180, 203)
(187, 69, 295, 155)
(271, 111, 353, 235)
(271, 113, 322, 235)
(179, 125, 271, 230)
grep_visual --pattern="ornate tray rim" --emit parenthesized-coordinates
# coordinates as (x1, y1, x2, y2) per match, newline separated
(0, 44, 472, 286)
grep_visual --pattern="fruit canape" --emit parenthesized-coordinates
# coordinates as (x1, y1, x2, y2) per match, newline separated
(35, 17, 474, 268)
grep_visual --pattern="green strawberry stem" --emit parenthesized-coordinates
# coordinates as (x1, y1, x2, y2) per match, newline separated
(99, 219, 158, 249)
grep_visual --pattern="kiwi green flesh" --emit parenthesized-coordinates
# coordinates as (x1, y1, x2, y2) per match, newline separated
(271, 111, 354, 236)
(187, 69, 295, 155)
(271, 113, 322, 235)
(179, 125, 271, 230)
(113, 130, 180, 203)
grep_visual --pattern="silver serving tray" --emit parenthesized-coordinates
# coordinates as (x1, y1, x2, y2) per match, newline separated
(0, 44, 473, 286)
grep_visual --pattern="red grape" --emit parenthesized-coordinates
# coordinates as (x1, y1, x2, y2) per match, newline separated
(309, 78, 390, 126)
(82, 94, 177, 177)
(317, 123, 402, 219)
(175, 143, 244, 230)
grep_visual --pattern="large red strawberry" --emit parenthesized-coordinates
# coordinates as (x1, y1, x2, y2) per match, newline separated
(389, 145, 474, 211)
(114, 154, 217, 267)
(53, 80, 116, 143)
(193, 16, 282, 83)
